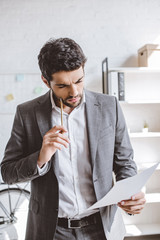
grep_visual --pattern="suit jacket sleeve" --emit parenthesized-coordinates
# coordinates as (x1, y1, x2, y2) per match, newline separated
(1, 106, 40, 184)
(113, 97, 137, 181)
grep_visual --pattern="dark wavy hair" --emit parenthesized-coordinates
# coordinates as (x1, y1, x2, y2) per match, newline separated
(38, 38, 87, 84)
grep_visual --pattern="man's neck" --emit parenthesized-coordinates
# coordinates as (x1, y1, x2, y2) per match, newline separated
(62, 105, 74, 114)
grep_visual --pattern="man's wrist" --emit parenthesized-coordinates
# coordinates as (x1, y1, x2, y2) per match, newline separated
(37, 159, 45, 168)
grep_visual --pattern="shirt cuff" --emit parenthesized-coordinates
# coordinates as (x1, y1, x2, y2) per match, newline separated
(37, 162, 49, 176)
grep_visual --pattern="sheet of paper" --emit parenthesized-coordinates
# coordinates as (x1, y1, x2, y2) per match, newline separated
(77, 163, 159, 218)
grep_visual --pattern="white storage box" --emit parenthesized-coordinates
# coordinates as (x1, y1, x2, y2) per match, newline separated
(138, 44, 160, 68)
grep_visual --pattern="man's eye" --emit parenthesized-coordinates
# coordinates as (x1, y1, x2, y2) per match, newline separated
(59, 85, 66, 88)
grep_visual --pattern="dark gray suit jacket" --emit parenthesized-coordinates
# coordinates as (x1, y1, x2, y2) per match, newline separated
(1, 90, 137, 240)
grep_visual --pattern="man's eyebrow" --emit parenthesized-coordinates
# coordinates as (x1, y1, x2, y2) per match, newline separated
(55, 83, 69, 87)
(75, 76, 84, 82)
(55, 75, 84, 86)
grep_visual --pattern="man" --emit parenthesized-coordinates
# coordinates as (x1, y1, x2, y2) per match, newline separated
(1, 38, 145, 240)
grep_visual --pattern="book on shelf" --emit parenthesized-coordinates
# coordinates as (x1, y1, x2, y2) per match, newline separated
(108, 71, 125, 101)
(108, 72, 118, 99)
(118, 72, 125, 101)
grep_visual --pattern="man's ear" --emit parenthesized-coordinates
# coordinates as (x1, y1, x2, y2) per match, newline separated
(41, 75, 50, 88)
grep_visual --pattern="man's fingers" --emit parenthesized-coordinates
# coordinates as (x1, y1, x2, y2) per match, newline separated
(47, 125, 67, 134)
(52, 125, 67, 132)
(47, 137, 69, 148)
(48, 141, 62, 151)
(46, 133, 70, 143)
(118, 191, 146, 215)
(131, 191, 145, 200)
(118, 201, 146, 214)
(118, 191, 146, 206)
(56, 133, 70, 143)
(121, 204, 145, 214)
(126, 209, 143, 214)
(119, 198, 146, 206)
(119, 203, 145, 211)
(44, 127, 70, 143)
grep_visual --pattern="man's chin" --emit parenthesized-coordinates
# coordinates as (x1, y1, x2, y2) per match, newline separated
(64, 98, 81, 108)
(64, 102, 79, 108)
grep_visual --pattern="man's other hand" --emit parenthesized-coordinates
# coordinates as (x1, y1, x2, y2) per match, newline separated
(118, 191, 146, 215)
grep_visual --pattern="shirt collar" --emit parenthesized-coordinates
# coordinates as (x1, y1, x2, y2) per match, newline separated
(50, 89, 85, 111)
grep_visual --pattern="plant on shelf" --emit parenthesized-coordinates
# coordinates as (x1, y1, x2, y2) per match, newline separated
(142, 121, 149, 133)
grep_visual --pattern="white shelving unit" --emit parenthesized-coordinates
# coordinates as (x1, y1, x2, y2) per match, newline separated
(129, 132, 160, 138)
(106, 67, 160, 238)
(146, 193, 160, 203)
(125, 223, 160, 236)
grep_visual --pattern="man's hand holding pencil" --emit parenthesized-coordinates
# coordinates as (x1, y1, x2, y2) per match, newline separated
(37, 98, 70, 168)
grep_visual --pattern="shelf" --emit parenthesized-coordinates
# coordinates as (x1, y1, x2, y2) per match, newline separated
(125, 223, 160, 236)
(137, 162, 160, 171)
(120, 100, 160, 104)
(109, 67, 160, 73)
(146, 193, 160, 203)
(129, 132, 160, 138)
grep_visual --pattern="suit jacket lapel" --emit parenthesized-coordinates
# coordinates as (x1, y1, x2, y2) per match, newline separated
(35, 91, 52, 138)
(85, 90, 101, 168)
(35, 91, 59, 178)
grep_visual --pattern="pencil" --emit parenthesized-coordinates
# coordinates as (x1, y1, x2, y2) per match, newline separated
(60, 98, 63, 126)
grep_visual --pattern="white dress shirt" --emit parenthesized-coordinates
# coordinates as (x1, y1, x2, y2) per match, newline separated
(38, 90, 97, 218)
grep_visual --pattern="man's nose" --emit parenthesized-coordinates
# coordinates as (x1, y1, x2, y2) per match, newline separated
(69, 84, 78, 96)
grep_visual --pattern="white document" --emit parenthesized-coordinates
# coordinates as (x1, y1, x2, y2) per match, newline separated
(77, 163, 159, 218)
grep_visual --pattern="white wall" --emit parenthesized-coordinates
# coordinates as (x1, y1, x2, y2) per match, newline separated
(0, 0, 160, 92)
(1, 2, 160, 238)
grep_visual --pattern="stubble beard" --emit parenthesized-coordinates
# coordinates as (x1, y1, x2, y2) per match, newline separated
(51, 90, 83, 108)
